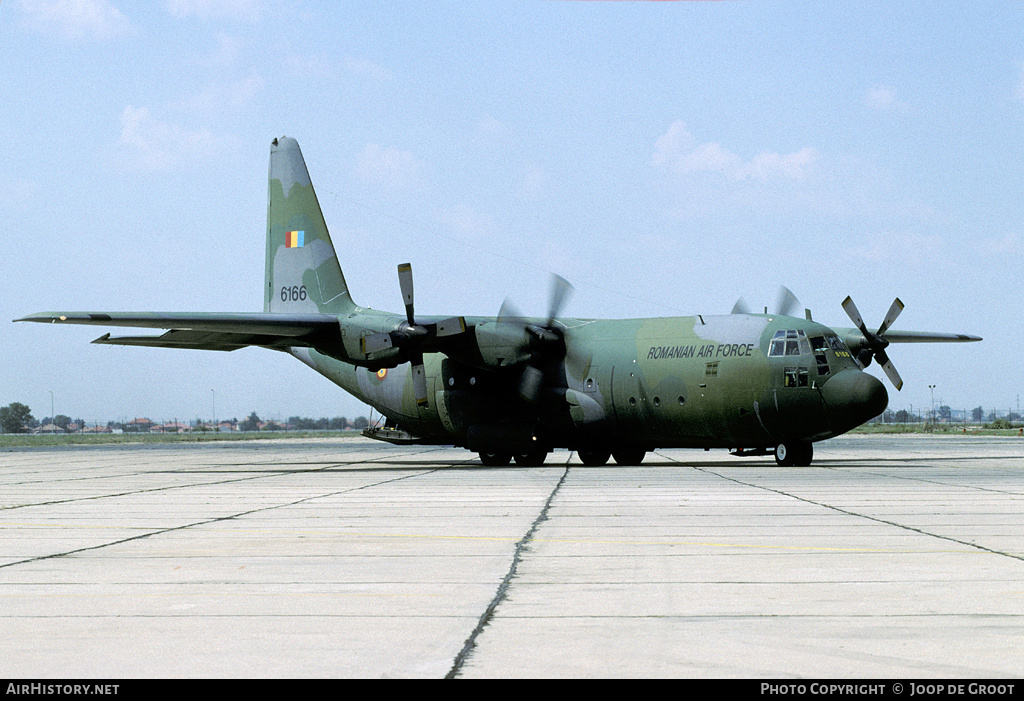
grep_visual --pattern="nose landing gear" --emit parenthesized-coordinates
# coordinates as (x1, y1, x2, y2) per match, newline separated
(774, 441, 813, 467)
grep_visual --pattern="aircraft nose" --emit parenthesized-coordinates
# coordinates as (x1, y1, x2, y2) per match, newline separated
(819, 369, 888, 435)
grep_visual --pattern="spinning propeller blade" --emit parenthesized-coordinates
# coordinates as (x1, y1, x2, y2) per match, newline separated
(497, 274, 581, 402)
(731, 297, 751, 315)
(775, 286, 801, 318)
(732, 287, 802, 317)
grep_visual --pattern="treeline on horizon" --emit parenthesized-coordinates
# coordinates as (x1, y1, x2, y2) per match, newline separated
(0, 403, 369, 434)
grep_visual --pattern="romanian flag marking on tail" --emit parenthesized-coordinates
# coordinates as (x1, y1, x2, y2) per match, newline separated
(286, 230, 305, 248)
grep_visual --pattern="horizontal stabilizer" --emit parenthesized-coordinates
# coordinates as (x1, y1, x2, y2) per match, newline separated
(16, 311, 341, 353)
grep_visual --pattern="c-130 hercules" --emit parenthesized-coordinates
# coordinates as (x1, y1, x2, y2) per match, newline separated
(18, 137, 981, 467)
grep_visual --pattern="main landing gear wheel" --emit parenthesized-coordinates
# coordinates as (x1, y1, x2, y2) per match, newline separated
(513, 449, 548, 467)
(479, 451, 512, 466)
(612, 449, 646, 466)
(578, 449, 611, 466)
(774, 442, 813, 467)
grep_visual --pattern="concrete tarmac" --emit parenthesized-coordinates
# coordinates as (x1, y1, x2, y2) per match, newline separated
(1, 434, 1022, 678)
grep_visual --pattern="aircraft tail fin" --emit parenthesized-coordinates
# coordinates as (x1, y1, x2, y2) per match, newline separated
(265, 137, 356, 314)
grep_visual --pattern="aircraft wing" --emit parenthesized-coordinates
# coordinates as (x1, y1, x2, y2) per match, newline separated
(837, 327, 982, 374)
(835, 328, 982, 347)
(877, 331, 982, 343)
(15, 312, 340, 353)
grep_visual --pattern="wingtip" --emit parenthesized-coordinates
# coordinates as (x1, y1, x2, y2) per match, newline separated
(14, 313, 56, 323)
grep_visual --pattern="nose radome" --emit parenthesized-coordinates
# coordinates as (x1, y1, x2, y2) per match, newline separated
(820, 369, 888, 434)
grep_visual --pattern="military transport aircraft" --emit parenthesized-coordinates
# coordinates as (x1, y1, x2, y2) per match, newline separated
(17, 137, 981, 467)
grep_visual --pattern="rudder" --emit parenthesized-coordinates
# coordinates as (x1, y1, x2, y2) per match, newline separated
(265, 137, 356, 314)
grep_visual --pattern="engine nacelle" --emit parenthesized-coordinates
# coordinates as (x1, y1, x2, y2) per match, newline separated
(473, 321, 531, 368)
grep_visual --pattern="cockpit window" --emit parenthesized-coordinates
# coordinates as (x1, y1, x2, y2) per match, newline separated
(823, 333, 849, 353)
(769, 329, 811, 357)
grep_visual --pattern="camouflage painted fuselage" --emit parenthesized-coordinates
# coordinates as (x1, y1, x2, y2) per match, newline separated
(291, 309, 883, 454)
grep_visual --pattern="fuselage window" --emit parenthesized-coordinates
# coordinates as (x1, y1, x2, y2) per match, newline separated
(810, 336, 830, 375)
(815, 355, 829, 374)
(784, 367, 810, 387)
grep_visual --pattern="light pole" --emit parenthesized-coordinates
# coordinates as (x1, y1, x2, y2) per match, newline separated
(49, 390, 54, 434)
(929, 384, 936, 425)
(211, 389, 216, 431)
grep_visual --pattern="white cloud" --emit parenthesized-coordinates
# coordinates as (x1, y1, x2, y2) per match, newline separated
(865, 85, 908, 111)
(677, 141, 743, 176)
(652, 121, 819, 182)
(165, 0, 261, 22)
(735, 148, 820, 181)
(352, 143, 424, 189)
(117, 105, 217, 172)
(18, 0, 134, 41)
(651, 120, 694, 168)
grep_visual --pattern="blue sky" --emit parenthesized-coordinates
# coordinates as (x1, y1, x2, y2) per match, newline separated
(2, 0, 1021, 425)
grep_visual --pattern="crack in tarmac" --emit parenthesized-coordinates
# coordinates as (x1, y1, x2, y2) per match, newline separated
(445, 459, 570, 679)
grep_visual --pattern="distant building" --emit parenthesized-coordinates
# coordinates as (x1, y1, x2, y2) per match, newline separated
(126, 418, 154, 433)
(152, 421, 189, 433)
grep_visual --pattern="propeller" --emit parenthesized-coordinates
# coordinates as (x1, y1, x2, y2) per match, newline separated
(360, 263, 467, 407)
(775, 286, 801, 318)
(841, 295, 905, 390)
(731, 286, 804, 317)
(497, 274, 581, 402)
(730, 298, 751, 315)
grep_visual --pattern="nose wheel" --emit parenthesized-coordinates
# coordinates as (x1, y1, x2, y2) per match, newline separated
(774, 441, 813, 467)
